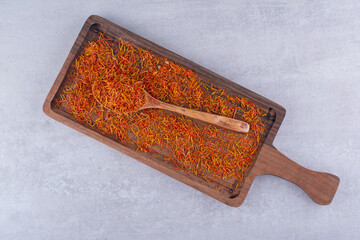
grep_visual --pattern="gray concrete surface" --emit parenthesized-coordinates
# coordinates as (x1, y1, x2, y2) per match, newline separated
(1, 1, 359, 239)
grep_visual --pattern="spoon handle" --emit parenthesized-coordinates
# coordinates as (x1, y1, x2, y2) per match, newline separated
(147, 96, 250, 133)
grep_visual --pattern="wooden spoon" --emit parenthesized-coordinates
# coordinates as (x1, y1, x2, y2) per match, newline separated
(92, 82, 250, 133)
(140, 91, 249, 133)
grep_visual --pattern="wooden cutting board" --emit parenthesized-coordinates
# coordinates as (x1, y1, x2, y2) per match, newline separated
(43, 15, 339, 207)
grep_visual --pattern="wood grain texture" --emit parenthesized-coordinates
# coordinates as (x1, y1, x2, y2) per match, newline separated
(256, 145, 339, 205)
(43, 15, 339, 207)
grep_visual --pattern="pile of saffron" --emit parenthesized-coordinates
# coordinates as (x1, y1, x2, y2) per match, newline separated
(92, 76, 146, 113)
(57, 33, 267, 183)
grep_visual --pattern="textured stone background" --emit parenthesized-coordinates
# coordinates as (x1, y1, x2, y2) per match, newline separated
(1, 1, 359, 239)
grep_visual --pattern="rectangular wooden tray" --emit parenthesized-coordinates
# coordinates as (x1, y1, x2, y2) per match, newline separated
(43, 15, 339, 207)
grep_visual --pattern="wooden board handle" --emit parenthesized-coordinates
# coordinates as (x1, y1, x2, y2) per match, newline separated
(256, 144, 340, 205)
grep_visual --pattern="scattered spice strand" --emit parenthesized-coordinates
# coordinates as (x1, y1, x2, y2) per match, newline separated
(92, 76, 145, 113)
(56, 33, 267, 183)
